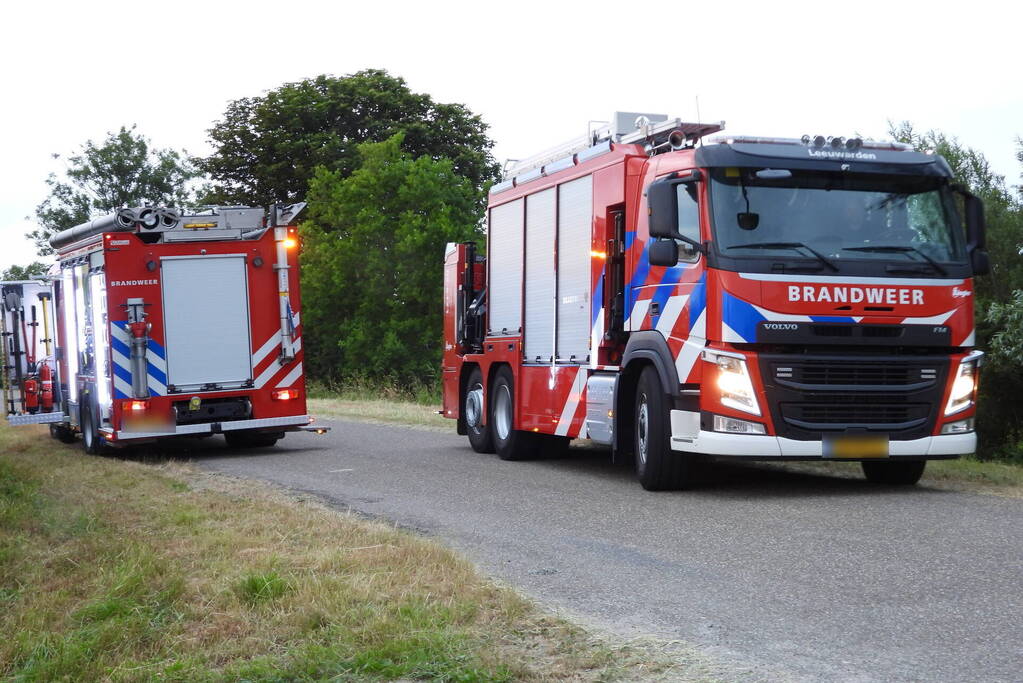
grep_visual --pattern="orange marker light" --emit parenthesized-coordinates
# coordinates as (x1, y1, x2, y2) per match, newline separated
(272, 389, 299, 401)
(283, 237, 298, 249)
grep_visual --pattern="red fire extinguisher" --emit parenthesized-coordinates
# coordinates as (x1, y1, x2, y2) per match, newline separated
(23, 377, 39, 413)
(39, 363, 53, 413)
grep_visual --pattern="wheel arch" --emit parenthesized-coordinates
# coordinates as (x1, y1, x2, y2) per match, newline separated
(613, 333, 679, 460)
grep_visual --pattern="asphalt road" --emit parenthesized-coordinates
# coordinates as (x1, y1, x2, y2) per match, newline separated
(187, 419, 1022, 682)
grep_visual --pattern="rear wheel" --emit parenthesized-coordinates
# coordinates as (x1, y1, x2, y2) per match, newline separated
(80, 399, 108, 455)
(225, 431, 282, 449)
(464, 367, 494, 453)
(634, 366, 690, 490)
(862, 460, 926, 485)
(491, 367, 539, 461)
(50, 423, 77, 444)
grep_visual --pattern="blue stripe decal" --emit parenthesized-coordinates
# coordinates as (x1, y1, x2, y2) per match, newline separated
(625, 241, 652, 323)
(722, 291, 766, 343)
(688, 273, 707, 330)
(809, 315, 856, 323)
(114, 388, 129, 400)
(147, 338, 165, 359)
(112, 363, 133, 385)
(147, 362, 167, 386)
(110, 337, 130, 359)
(591, 267, 605, 326)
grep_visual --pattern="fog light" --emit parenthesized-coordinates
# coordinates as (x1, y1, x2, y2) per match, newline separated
(713, 415, 766, 435)
(941, 418, 974, 434)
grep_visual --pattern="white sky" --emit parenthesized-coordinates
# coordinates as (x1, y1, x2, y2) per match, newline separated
(1, 0, 1020, 271)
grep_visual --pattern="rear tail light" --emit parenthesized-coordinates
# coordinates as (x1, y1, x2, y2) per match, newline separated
(128, 400, 149, 412)
(272, 389, 299, 401)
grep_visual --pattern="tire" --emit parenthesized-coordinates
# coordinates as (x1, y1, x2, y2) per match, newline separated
(634, 366, 689, 490)
(862, 460, 926, 485)
(490, 367, 539, 461)
(464, 367, 494, 453)
(50, 423, 77, 444)
(225, 430, 282, 449)
(80, 399, 108, 455)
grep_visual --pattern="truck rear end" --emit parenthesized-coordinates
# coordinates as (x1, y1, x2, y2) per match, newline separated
(42, 204, 326, 451)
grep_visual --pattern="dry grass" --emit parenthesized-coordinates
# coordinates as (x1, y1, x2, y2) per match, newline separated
(308, 397, 448, 431)
(0, 423, 687, 681)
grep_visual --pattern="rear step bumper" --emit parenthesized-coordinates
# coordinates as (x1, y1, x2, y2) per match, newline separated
(113, 414, 323, 441)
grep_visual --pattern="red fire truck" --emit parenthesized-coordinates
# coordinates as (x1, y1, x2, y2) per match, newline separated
(443, 112, 987, 490)
(7, 204, 326, 452)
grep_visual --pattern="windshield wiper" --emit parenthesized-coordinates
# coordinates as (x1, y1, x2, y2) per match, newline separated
(842, 245, 947, 276)
(726, 241, 838, 271)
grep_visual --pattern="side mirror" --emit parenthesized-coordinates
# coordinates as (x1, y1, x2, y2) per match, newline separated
(952, 184, 988, 263)
(648, 239, 679, 267)
(647, 172, 705, 254)
(971, 248, 990, 276)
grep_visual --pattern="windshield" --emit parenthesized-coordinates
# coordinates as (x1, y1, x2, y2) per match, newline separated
(708, 169, 967, 266)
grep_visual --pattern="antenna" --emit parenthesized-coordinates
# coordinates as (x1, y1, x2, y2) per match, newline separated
(695, 95, 701, 125)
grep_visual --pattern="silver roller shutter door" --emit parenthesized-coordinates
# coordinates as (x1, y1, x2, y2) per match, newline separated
(488, 199, 524, 336)
(524, 188, 556, 362)
(557, 176, 593, 361)
(161, 255, 252, 388)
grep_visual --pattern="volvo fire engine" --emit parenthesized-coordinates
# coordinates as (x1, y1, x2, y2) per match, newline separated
(7, 204, 326, 452)
(443, 112, 988, 490)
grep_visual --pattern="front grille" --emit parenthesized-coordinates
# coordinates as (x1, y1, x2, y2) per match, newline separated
(760, 355, 948, 440)
(777, 363, 936, 388)
(780, 393, 928, 430)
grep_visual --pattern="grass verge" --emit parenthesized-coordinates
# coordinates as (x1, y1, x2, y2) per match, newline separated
(0, 423, 684, 681)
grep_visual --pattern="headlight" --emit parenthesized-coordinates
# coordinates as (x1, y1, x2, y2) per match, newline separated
(944, 352, 982, 416)
(705, 350, 761, 416)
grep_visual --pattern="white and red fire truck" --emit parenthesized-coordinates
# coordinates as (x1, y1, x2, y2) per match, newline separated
(443, 112, 988, 489)
(6, 204, 326, 452)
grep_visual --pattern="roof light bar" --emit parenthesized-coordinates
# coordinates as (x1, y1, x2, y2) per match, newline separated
(713, 135, 914, 152)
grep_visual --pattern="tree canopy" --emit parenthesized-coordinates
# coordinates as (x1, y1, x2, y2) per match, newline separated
(31, 126, 194, 256)
(1, 262, 48, 281)
(198, 69, 499, 209)
(299, 134, 482, 385)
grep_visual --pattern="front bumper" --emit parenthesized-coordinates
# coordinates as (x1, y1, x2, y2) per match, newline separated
(669, 410, 974, 458)
(110, 414, 315, 441)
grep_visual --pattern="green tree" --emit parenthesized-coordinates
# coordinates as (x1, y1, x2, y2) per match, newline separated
(1, 262, 48, 281)
(300, 135, 481, 385)
(198, 69, 498, 209)
(31, 126, 195, 256)
(891, 122, 1023, 460)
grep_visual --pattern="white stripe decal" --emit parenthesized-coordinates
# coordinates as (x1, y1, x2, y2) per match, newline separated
(113, 376, 133, 398)
(627, 299, 651, 332)
(589, 308, 604, 370)
(901, 310, 955, 325)
(721, 321, 746, 343)
(275, 362, 303, 388)
(674, 310, 707, 384)
(554, 369, 586, 437)
(656, 295, 689, 337)
(738, 272, 963, 286)
(251, 333, 279, 369)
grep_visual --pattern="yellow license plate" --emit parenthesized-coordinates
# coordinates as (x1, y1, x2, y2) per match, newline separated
(824, 435, 889, 459)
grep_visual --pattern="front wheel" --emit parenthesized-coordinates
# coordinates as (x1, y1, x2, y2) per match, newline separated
(862, 460, 926, 485)
(464, 367, 494, 453)
(491, 367, 538, 461)
(634, 366, 690, 490)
